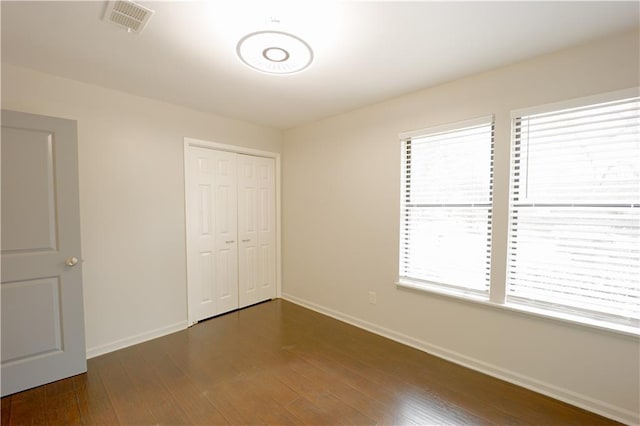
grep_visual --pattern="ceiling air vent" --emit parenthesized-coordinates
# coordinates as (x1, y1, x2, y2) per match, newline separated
(103, 0, 154, 33)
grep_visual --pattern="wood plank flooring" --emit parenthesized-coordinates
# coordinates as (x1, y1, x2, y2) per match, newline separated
(1, 299, 620, 425)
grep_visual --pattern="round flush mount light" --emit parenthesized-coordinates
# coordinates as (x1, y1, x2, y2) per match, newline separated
(236, 30, 313, 75)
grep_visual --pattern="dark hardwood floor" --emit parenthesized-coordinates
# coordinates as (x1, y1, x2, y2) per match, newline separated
(1, 299, 620, 425)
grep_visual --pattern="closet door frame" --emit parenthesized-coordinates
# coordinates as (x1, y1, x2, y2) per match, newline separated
(183, 137, 281, 326)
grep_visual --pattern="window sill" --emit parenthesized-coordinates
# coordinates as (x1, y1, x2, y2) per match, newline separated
(395, 279, 639, 339)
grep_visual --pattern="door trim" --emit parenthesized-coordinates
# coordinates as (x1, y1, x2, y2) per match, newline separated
(183, 137, 282, 326)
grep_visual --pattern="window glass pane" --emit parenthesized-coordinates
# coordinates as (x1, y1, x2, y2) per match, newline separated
(403, 206, 491, 292)
(410, 126, 493, 204)
(508, 96, 640, 328)
(516, 101, 639, 204)
(400, 119, 494, 294)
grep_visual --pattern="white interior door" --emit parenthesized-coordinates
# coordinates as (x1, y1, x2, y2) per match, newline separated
(1, 110, 87, 396)
(238, 154, 276, 308)
(186, 147, 238, 324)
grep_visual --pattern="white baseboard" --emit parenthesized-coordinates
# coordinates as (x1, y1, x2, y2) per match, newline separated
(282, 293, 638, 425)
(86, 320, 188, 359)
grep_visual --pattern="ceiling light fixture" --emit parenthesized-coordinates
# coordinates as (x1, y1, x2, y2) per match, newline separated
(236, 30, 313, 75)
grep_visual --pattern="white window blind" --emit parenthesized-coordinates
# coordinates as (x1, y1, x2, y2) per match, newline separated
(507, 95, 640, 328)
(400, 118, 494, 295)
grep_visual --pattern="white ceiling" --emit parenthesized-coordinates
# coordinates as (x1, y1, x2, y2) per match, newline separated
(2, 1, 638, 129)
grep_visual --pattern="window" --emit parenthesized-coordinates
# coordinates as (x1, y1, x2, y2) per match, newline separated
(397, 90, 639, 335)
(507, 94, 640, 329)
(399, 117, 494, 296)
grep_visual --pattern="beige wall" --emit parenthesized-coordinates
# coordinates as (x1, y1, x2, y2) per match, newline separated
(282, 29, 640, 423)
(1, 63, 282, 356)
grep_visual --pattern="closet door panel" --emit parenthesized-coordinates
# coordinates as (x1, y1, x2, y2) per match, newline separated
(238, 155, 260, 307)
(186, 148, 238, 323)
(212, 151, 239, 315)
(238, 154, 276, 307)
(256, 158, 276, 302)
(187, 148, 217, 323)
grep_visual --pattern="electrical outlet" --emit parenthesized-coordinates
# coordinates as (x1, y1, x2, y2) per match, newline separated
(368, 291, 377, 305)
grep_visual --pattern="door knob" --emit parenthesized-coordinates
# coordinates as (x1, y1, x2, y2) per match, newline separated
(65, 256, 79, 267)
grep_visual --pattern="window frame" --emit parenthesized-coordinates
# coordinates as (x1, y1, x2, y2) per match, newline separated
(397, 115, 495, 299)
(506, 89, 639, 330)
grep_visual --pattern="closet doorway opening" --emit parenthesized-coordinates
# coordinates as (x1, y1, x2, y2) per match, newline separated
(184, 137, 281, 325)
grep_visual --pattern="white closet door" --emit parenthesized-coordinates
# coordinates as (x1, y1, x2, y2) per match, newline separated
(237, 154, 276, 307)
(187, 147, 238, 323)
